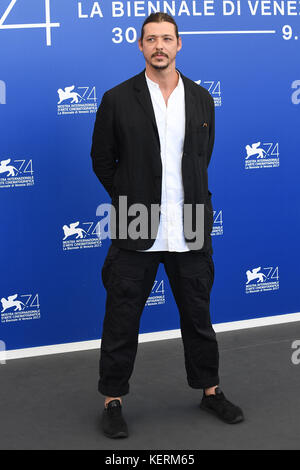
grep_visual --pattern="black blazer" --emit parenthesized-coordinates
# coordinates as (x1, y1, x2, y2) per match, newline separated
(91, 68, 215, 252)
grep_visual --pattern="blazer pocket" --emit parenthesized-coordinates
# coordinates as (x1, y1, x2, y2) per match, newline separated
(191, 121, 209, 133)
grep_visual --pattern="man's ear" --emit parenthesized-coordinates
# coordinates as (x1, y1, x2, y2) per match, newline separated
(177, 36, 182, 52)
(138, 38, 143, 52)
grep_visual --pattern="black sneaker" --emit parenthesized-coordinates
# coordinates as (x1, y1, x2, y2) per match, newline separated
(200, 387, 244, 424)
(101, 399, 129, 438)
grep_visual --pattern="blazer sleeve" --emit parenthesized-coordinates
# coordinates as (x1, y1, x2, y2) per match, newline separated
(90, 91, 118, 198)
(207, 95, 215, 168)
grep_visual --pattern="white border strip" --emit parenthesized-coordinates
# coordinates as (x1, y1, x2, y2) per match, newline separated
(0, 23, 60, 29)
(3, 312, 300, 360)
(179, 30, 276, 35)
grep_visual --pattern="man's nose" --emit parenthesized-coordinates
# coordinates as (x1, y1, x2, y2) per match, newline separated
(155, 39, 165, 50)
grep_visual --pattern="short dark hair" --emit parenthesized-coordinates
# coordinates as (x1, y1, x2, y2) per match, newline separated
(140, 12, 179, 42)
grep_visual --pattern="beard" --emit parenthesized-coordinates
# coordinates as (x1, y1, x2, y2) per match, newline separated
(151, 63, 169, 70)
(148, 55, 170, 70)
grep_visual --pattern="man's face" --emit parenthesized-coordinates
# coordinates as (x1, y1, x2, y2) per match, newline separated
(138, 21, 182, 71)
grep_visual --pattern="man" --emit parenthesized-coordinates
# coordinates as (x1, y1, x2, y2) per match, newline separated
(91, 12, 244, 439)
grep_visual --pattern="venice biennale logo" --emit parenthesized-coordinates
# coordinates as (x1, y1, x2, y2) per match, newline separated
(57, 85, 97, 116)
(246, 267, 266, 284)
(62, 220, 101, 251)
(1, 294, 25, 312)
(57, 86, 82, 104)
(0, 159, 18, 176)
(245, 266, 279, 294)
(245, 142, 266, 160)
(63, 222, 87, 240)
(244, 141, 279, 169)
(0, 157, 35, 189)
(1, 293, 41, 323)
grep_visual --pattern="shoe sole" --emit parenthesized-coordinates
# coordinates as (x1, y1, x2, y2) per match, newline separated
(103, 430, 129, 439)
(200, 402, 244, 424)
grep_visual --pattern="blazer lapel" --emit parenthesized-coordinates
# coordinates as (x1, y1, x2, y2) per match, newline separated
(179, 68, 196, 153)
(133, 68, 196, 153)
(133, 69, 160, 150)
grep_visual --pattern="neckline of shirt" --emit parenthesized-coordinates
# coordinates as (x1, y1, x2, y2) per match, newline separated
(145, 69, 182, 91)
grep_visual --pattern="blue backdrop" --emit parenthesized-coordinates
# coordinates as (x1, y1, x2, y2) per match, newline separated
(1, 0, 299, 352)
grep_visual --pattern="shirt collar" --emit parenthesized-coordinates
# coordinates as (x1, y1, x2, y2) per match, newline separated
(145, 69, 182, 91)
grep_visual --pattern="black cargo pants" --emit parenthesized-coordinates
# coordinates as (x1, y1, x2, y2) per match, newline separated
(98, 244, 219, 397)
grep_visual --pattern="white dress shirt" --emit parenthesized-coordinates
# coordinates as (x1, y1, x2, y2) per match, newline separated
(137, 69, 190, 252)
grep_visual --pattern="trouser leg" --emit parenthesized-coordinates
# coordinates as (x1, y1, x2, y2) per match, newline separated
(163, 250, 219, 389)
(98, 245, 160, 397)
